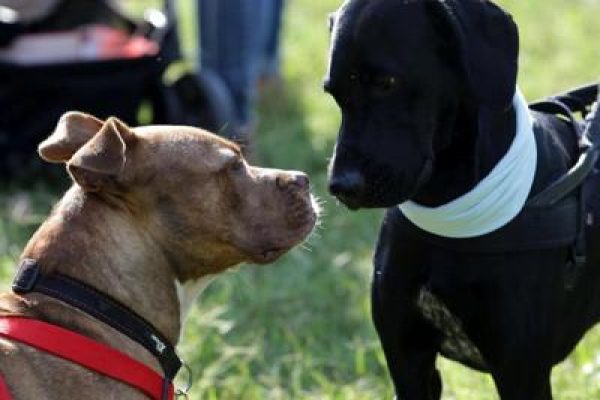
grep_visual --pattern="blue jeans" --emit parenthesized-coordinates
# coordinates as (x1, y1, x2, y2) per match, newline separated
(198, 0, 283, 129)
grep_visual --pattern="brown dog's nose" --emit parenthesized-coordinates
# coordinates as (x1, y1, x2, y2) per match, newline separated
(276, 172, 310, 190)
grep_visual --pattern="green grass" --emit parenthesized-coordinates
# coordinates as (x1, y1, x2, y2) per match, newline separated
(2, 0, 600, 398)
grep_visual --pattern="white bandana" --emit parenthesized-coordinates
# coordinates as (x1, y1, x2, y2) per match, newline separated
(399, 89, 537, 238)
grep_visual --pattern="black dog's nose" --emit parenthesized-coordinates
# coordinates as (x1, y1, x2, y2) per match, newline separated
(329, 171, 365, 200)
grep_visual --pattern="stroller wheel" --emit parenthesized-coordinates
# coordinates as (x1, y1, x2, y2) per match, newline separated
(162, 70, 236, 139)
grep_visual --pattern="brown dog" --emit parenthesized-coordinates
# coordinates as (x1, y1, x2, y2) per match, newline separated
(0, 112, 317, 399)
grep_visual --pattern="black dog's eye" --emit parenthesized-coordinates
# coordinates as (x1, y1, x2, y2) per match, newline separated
(372, 76, 398, 94)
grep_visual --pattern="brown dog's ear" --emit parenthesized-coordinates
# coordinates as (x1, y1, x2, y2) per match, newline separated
(38, 112, 104, 163)
(429, 0, 519, 111)
(67, 117, 136, 192)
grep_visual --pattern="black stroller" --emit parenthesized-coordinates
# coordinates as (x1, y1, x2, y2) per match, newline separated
(0, 0, 234, 180)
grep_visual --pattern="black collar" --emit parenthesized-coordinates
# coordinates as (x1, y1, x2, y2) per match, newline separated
(12, 259, 183, 399)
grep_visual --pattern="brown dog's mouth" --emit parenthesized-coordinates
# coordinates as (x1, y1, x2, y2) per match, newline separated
(250, 247, 289, 264)
(248, 195, 319, 265)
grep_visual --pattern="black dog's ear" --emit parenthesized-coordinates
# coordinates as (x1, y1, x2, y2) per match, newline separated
(429, 0, 519, 111)
(328, 12, 337, 33)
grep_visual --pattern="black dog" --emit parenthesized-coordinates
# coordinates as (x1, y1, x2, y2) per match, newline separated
(324, 0, 600, 399)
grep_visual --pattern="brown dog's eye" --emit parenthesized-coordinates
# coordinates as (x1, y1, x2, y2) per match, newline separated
(229, 159, 244, 173)
(373, 76, 398, 94)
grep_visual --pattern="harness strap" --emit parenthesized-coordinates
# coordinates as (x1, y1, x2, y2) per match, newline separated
(0, 317, 174, 400)
(527, 94, 600, 208)
(531, 82, 599, 117)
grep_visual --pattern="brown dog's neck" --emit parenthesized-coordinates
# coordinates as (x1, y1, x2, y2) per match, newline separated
(413, 103, 517, 207)
(20, 186, 183, 344)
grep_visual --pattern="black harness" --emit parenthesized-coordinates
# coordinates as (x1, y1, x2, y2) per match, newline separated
(528, 83, 600, 206)
(12, 259, 190, 399)
(400, 83, 600, 288)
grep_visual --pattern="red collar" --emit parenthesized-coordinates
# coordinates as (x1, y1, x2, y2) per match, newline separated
(0, 317, 174, 400)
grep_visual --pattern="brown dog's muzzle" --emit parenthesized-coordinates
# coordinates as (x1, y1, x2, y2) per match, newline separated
(275, 171, 310, 191)
(276, 170, 315, 234)
(241, 168, 317, 264)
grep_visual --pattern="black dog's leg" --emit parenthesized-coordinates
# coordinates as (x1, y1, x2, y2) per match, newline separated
(372, 276, 442, 400)
(372, 212, 442, 399)
(477, 256, 560, 400)
(487, 313, 554, 400)
(492, 366, 552, 400)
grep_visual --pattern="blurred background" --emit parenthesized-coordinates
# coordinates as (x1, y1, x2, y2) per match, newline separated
(0, 0, 599, 398)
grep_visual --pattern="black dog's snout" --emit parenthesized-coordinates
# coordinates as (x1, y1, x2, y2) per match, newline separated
(329, 171, 365, 200)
